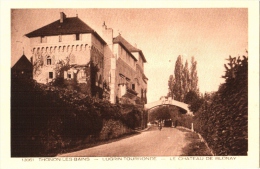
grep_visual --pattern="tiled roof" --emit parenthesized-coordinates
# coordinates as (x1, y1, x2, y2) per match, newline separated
(113, 34, 147, 62)
(25, 17, 106, 44)
(12, 55, 32, 71)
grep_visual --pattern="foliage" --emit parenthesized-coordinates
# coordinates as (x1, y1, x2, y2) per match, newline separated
(173, 55, 184, 101)
(149, 106, 171, 122)
(182, 60, 190, 98)
(11, 77, 145, 157)
(167, 75, 175, 98)
(184, 90, 203, 113)
(54, 57, 70, 78)
(149, 106, 193, 129)
(169, 107, 193, 129)
(168, 55, 199, 102)
(193, 54, 248, 155)
(190, 56, 199, 93)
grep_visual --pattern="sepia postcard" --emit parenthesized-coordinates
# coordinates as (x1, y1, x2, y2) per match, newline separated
(1, 0, 259, 169)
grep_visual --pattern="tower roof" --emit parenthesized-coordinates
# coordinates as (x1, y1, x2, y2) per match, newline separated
(12, 55, 32, 71)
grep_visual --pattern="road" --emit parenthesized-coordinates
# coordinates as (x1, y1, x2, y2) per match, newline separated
(58, 127, 189, 157)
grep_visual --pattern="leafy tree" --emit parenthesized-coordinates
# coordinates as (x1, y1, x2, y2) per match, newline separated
(149, 106, 171, 122)
(182, 60, 190, 97)
(184, 90, 203, 113)
(193, 53, 248, 155)
(167, 75, 175, 98)
(168, 55, 199, 104)
(173, 55, 184, 101)
(190, 56, 199, 94)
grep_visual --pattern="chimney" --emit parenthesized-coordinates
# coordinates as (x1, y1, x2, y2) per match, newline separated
(60, 12, 66, 23)
(102, 21, 113, 46)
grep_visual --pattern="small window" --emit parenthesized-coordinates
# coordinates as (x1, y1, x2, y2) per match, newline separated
(68, 73, 71, 79)
(76, 34, 80, 40)
(49, 72, 53, 79)
(41, 36, 47, 43)
(47, 58, 51, 65)
(59, 35, 62, 42)
(132, 84, 135, 90)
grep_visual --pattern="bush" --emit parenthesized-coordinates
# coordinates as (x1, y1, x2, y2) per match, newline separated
(11, 77, 145, 157)
(193, 55, 248, 155)
(184, 91, 203, 113)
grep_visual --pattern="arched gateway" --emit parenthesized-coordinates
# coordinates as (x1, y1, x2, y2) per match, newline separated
(144, 97, 193, 115)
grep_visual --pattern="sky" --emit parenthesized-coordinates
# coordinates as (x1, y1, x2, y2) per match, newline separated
(10, 8, 248, 103)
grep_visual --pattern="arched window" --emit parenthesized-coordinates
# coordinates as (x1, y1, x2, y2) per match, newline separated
(47, 56, 51, 65)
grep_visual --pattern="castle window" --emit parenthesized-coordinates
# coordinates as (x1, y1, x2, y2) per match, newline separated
(76, 34, 80, 40)
(41, 36, 47, 43)
(47, 58, 51, 65)
(49, 72, 53, 79)
(132, 84, 135, 90)
(67, 71, 72, 79)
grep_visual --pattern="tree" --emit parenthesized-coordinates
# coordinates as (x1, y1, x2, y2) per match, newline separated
(184, 90, 203, 113)
(169, 55, 199, 103)
(182, 60, 190, 98)
(149, 106, 171, 122)
(173, 55, 184, 101)
(167, 75, 175, 98)
(190, 56, 199, 94)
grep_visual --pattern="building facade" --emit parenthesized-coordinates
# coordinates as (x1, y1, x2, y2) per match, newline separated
(102, 22, 148, 104)
(25, 12, 148, 104)
(25, 12, 106, 98)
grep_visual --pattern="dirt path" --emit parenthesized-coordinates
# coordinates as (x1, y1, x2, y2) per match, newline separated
(58, 127, 189, 157)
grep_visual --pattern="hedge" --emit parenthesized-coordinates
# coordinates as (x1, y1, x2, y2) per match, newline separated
(11, 77, 145, 157)
(193, 55, 248, 155)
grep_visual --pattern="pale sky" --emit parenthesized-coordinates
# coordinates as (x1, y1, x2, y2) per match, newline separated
(11, 8, 248, 103)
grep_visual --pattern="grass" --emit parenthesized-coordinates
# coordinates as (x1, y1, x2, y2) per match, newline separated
(178, 129, 213, 156)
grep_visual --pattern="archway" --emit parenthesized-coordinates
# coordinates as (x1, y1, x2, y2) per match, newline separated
(144, 97, 193, 115)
